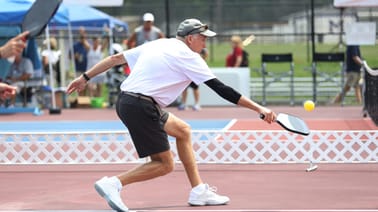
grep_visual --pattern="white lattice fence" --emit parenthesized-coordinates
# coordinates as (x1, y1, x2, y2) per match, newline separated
(0, 130, 377, 164)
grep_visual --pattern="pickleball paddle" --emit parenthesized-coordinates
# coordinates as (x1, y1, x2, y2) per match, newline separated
(21, 0, 62, 38)
(260, 113, 310, 136)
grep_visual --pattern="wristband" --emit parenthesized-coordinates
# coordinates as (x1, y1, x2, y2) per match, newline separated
(82, 73, 90, 82)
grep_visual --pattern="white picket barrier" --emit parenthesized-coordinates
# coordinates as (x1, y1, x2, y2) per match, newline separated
(0, 130, 377, 164)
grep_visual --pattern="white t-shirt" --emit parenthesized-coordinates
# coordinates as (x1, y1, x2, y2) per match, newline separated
(41, 49, 61, 65)
(121, 38, 215, 107)
(87, 45, 102, 69)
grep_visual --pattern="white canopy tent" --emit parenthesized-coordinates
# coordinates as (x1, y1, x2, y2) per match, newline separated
(63, 0, 123, 7)
(334, 0, 378, 7)
(334, 0, 377, 45)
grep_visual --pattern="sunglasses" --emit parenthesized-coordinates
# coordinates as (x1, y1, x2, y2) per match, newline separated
(185, 25, 208, 36)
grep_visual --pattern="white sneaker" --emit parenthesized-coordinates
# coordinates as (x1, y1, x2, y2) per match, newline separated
(94, 176, 128, 212)
(192, 104, 201, 111)
(188, 184, 230, 206)
(178, 103, 186, 110)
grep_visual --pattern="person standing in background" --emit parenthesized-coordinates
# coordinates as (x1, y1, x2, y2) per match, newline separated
(127, 13, 164, 49)
(87, 37, 105, 97)
(225, 35, 248, 67)
(6, 52, 34, 106)
(73, 28, 90, 96)
(0, 31, 29, 103)
(41, 37, 61, 87)
(333, 45, 363, 104)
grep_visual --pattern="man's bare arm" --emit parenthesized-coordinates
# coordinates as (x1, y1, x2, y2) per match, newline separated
(85, 52, 126, 79)
(66, 52, 127, 94)
(353, 55, 363, 66)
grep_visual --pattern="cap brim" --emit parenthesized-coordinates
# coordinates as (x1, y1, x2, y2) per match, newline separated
(200, 29, 216, 37)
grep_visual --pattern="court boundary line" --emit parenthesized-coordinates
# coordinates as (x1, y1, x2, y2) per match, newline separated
(222, 118, 237, 130)
(128, 210, 378, 212)
(5, 210, 378, 212)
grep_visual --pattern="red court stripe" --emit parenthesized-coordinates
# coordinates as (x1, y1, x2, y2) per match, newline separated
(229, 119, 378, 130)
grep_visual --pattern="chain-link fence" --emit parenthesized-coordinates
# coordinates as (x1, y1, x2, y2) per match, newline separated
(103, 0, 377, 41)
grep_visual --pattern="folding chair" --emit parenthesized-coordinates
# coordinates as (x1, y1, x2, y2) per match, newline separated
(261, 53, 294, 105)
(311, 53, 345, 103)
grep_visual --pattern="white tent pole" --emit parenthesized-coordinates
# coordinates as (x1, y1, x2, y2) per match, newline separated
(108, 25, 114, 56)
(67, 22, 76, 76)
(58, 30, 65, 87)
(45, 25, 57, 109)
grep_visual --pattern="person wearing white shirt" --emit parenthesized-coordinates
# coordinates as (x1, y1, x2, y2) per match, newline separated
(67, 18, 276, 212)
(86, 37, 105, 97)
(127, 13, 164, 49)
(41, 37, 61, 86)
(6, 52, 34, 106)
(0, 31, 29, 106)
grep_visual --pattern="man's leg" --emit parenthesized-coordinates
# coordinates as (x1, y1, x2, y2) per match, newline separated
(88, 83, 95, 97)
(178, 89, 188, 110)
(117, 150, 174, 186)
(164, 113, 202, 187)
(182, 89, 188, 104)
(95, 150, 174, 212)
(192, 88, 201, 111)
(354, 85, 362, 104)
(96, 84, 102, 97)
(333, 84, 350, 104)
(193, 88, 200, 104)
(163, 113, 229, 206)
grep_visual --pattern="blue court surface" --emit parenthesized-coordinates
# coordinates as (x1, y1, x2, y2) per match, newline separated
(0, 119, 232, 132)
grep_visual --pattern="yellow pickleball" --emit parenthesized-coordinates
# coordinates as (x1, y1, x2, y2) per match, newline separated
(303, 100, 315, 112)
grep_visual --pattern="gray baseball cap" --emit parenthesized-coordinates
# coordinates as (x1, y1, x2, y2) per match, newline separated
(177, 19, 216, 37)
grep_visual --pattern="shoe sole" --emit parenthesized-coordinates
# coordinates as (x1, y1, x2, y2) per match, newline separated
(188, 200, 229, 206)
(94, 183, 128, 212)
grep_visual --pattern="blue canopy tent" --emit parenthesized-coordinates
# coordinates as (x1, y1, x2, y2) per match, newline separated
(54, 3, 128, 86)
(0, 0, 128, 73)
(0, 0, 128, 82)
(0, 0, 70, 80)
(0, 0, 128, 36)
(0, 0, 69, 25)
(0, 0, 69, 112)
(0, 0, 128, 112)
(62, 4, 127, 31)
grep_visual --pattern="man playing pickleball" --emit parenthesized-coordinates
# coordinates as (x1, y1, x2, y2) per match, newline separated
(67, 18, 276, 212)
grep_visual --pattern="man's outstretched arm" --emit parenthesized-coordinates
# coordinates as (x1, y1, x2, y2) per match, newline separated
(66, 53, 126, 94)
(205, 78, 276, 123)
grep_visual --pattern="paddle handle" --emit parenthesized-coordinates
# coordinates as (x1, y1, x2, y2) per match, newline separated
(260, 113, 278, 123)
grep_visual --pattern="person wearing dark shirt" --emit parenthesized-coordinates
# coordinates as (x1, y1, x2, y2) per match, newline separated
(73, 35, 89, 74)
(73, 28, 90, 96)
(333, 45, 363, 104)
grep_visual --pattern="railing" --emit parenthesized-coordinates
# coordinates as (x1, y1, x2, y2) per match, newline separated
(1, 130, 377, 164)
(250, 77, 356, 105)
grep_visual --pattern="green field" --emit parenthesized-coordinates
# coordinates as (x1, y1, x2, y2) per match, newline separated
(93, 42, 376, 107)
(207, 42, 378, 77)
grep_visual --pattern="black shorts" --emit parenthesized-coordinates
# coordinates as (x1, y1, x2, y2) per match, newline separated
(188, 82, 199, 89)
(116, 92, 170, 158)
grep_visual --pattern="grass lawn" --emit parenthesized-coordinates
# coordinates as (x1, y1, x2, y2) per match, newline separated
(92, 42, 376, 106)
(207, 42, 378, 77)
